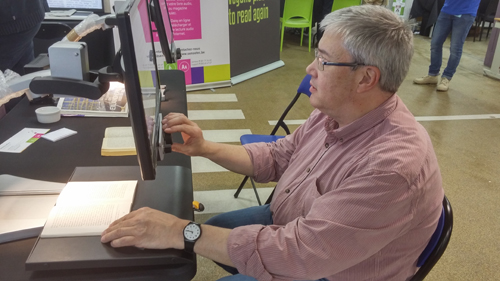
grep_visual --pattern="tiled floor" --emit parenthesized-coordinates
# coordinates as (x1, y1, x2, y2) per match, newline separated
(189, 29, 500, 281)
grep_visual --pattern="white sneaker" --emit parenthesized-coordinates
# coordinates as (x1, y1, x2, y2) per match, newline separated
(413, 75, 439, 84)
(437, 77, 450, 91)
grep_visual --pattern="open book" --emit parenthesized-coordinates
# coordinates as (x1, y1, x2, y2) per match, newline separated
(101, 126, 137, 156)
(40, 180, 137, 238)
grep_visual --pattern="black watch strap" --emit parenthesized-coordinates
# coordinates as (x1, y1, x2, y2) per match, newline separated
(184, 239, 195, 252)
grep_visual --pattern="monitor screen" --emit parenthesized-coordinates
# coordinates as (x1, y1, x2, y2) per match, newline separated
(112, 0, 172, 180)
(47, 0, 105, 13)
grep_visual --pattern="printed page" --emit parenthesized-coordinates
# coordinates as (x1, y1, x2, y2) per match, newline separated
(41, 202, 131, 237)
(39, 180, 137, 237)
(104, 127, 133, 138)
(56, 181, 137, 206)
(102, 137, 135, 149)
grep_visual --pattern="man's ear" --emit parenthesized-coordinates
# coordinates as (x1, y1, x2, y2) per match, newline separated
(357, 66, 380, 93)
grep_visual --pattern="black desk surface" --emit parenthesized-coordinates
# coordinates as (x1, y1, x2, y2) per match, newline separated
(0, 70, 190, 183)
(0, 70, 196, 280)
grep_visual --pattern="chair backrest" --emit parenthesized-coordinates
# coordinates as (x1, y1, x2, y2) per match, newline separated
(410, 195, 453, 281)
(477, 0, 491, 16)
(331, 0, 362, 13)
(484, 0, 499, 19)
(271, 74, 312, 135)
(282, 0, 314, 22)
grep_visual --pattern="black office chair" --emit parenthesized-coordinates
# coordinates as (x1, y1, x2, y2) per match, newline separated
(410, 195, 453, 281)
(473, 0, 499, 42)
(234, 74, 312, 205)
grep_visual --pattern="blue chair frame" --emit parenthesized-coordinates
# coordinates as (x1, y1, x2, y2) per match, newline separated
(410, 195, 453, 281)
(234, 74, 312, 205)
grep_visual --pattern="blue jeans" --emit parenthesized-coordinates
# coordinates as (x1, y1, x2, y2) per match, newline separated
(205, 205, 328, 281)
(429, 12, 475, 80)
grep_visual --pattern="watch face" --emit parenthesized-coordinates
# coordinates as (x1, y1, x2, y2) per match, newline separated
(184, 223, 201, 241)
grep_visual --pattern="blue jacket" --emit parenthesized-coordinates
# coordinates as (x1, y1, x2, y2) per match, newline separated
(0, 0, 49, 36)
(441, 0, 482, 16)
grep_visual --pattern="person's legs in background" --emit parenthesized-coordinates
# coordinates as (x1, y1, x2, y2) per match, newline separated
(414, 12, 454, 85)
(441, 14, 475, 80)
(429, 12, 454, 77)
(434, 14, 475, 91)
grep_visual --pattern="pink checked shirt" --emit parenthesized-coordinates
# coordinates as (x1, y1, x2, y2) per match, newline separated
(228, 94, 444, 281)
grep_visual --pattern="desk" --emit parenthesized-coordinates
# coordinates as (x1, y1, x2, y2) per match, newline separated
(0, 70, 196, 280)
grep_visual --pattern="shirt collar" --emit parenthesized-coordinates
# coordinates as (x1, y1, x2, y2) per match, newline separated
(324, 94, 399, 143)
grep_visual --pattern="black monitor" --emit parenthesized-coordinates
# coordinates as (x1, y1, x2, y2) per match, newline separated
(110, 0, 176, 180)
(47, 0, 105, 14)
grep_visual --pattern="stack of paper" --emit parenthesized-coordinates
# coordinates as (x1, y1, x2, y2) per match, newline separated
(0, 175, 66, 244)
(0, 195, 59, 244)
(41, 128, 77, 142)
(0, 174, 66, 196)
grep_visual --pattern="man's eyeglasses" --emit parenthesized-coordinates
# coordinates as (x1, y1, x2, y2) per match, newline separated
(315, 48, 364, 71)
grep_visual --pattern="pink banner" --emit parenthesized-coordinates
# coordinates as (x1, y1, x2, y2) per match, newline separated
(166, 0, 202, 40)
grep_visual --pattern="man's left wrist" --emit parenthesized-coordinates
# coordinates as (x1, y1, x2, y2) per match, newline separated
(174, 219, 191, 250)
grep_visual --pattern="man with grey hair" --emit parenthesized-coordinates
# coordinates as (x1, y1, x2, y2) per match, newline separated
(101, 5, 444, 281)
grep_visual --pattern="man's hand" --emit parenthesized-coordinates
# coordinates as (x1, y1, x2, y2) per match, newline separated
(162, 112, 254, 177)
(162, 113, 207, 156)
(101, 207, 188, 249)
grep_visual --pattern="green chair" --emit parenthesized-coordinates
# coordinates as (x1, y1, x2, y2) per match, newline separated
(280, 0, 314, 52)
(331, 0, 362, 12)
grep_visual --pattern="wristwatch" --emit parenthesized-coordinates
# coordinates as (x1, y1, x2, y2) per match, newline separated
(183, 221, 202, 252)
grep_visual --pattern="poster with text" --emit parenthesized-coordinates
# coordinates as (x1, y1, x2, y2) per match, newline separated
(128, 0, 230, 87)
(165, 0, 230, 86)
(228, 0, 280, 77)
